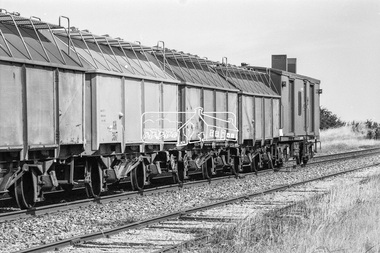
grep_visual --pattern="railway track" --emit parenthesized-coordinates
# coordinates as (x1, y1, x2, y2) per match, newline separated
(1, 147, 379, 223)
(6, 147, 379, 253)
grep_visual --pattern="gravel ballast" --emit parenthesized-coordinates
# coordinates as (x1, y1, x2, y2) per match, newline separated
(1, 154, 380, 252)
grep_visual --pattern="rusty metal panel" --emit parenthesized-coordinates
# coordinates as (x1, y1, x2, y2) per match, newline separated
(314, 83, 321, 137)
(143, 81, 161, 134)
(289, 79, 295, 134)
(242, 96, 254, 140)
(124, 79, 142, 143)
(203, 89, 214, 128)
(0, 63, 23, 147)
(93, 75, 123, 148)
(255, 97, 263, 140)
(185, 87, 202, 141)
(227, 92, 238, 135)
(273, 99, 280, 138)
(162, 83, 178, 141)
(141, 82, 179, 144)
(294, 79, 306, 135)
(215, 91, 227, 130)
(304, 82, 310, 134)
(280, 76, 291, 136)
(58, 71, 84, 145)
(309, 84, 315, 134)
(26, 67, 55, 146)
(264, 98, 273, 139)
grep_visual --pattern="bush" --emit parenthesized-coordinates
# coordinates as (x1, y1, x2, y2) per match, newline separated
(320, 107, 379, 140)
(364, 119, 380, 140)
(320, 107, 345, 130)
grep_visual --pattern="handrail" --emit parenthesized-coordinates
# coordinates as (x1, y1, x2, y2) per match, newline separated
(46, 23, 66, 65)
(9, 15, 32, 60)
(29, 16, 51, 62)
(156, 41, 166, 73)
(59, 16, 70, 56)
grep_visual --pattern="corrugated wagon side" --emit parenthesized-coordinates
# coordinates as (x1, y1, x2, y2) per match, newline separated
(213, 63, 283, 171)
(0, 10, 322, 209)
(0, 12, 87, 208)
(252, 56, 321, 165)
(153, 50, 242, 179)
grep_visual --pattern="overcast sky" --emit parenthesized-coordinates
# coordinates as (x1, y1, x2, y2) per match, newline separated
(1, 0, 379, 122)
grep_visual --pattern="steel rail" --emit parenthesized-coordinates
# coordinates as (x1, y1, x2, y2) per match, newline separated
(313, 146, 380, 159)
(18, 159, 380, 253)
(1, 147, 380, 223)
(156, 161, 380, 253)
(0, 173, 240, 223)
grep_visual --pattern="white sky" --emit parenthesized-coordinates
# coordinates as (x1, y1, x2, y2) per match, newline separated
(1, 0, 379, 122)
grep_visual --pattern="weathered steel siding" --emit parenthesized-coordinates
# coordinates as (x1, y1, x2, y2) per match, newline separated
(58, 71, 84, 145)
(294, 79, 306, 136)
(162, 83, 178, 142)
(124, 78, 142, 143)
(242, 96, 254, 141)
(215, 91, 227, 130)
(26, 67, 55, 146)
(92, 75, 123, 149)
(227, 92, 238, 133)
(255, 97, 263, 140)
(264, 98, 273, 139)
(0, 63, 23, 147)
(185, 87, 202, 142)
(273, 98, 280, 138)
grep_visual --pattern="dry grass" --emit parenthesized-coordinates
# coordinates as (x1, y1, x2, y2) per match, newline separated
(195, 174, 380, 253)
(319, 126, 380, 154)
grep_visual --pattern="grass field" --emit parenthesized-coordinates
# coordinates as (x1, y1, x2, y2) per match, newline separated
(192, 126, 380, 253)
(201, 172, 380, 253)
(318, 126, 380, 155)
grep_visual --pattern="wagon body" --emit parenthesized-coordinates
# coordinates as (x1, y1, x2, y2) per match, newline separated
(0, 10, 321, 209)
(213, 67, 281, 145)
(253, 67, 321, 140)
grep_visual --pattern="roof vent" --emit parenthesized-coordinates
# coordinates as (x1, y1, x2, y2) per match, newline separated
(271, 55, 287, 71)
(287, 58, 297, 73)
(272, 55, 297, 73)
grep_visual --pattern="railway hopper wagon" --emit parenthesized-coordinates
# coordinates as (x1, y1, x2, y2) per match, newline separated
(251, 56, 321, 165)
(0, 10, 321, 209)
(213, 64, 282, 170)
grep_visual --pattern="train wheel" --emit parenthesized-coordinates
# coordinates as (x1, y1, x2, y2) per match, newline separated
(131, 163, 145, 191)
(14, 171, 36, 209)
(202, 158, 212, 180)
(85, 159, 102, 198)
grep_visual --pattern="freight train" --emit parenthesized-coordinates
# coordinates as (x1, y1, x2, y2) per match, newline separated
(0, 10, 321, 209)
